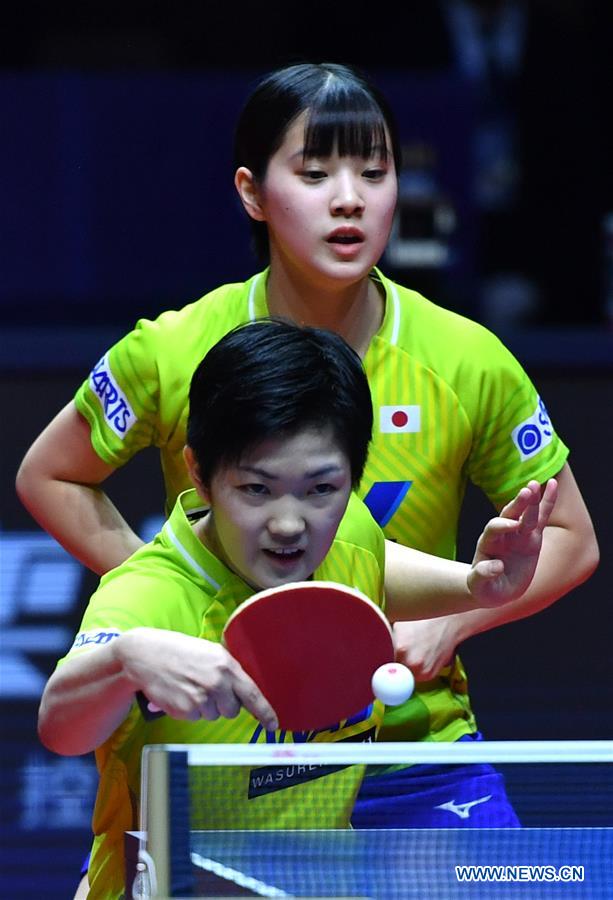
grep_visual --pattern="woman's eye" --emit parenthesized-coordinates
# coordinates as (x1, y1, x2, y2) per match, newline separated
(302, 169, 327, 181)
(310, 483, 337, 496)
(240, 483, 268, 496)
(363, 167, 386, 180)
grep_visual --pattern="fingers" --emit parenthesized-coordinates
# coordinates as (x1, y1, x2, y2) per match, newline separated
(187, 696, 223, 722)
(499, 479, 541, 522)
(392, 622, 455, 681)
(187, 663, 278, 731)
(197, 688, 241, 722)
(467, 559, 512, 607)
(476, 515, 522, 553)
(399, 656, 453, 682)
(472, 558, 504, 579)
(498, 478, 558, 534)
(469, 478, 559, 608)
(537, 478, 558, 530)
(139, 636, 278, 730)
(232, 668, 278, 732)
(172, 676, 277, 731)
(515, 477, 558, 535)
(197, 660, 278, 731)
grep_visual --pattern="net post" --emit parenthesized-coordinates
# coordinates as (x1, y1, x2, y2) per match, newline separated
(140, 747, 192, 898)
(142, 746, 171, 898)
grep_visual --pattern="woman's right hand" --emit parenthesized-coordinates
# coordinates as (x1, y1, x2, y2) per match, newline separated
(116, 628, 279, 731)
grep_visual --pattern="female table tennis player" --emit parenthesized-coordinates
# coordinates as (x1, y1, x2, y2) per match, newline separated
(39, 320, 557, 898)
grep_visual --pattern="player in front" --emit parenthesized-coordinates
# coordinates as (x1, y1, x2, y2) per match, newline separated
(38, 320, 556, 899)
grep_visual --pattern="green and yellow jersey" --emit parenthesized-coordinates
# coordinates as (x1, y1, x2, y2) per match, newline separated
(360, 270, 567, 746)
(57, 490, 385, 900)
(75, 273, 271, 517)
(74, 267, 568, 749)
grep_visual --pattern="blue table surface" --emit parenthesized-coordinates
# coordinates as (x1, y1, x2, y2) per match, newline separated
(188, 827, 613, 899)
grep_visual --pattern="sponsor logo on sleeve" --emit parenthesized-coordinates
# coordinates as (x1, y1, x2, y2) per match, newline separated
(379, 405, 421, 434)
(89, 356, 136, 438)
(511, 398, 554, 461)
(69, 630, 122, 652)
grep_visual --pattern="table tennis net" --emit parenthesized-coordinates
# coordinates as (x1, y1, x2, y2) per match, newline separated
(134, 741, 612, 898)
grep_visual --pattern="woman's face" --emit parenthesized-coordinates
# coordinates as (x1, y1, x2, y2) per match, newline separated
(253, 112, 398, 289)
(193, 426, 353, 591)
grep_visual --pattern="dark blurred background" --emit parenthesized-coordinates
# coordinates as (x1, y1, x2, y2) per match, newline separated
(1, 2, 612, 896)
(2, 0, 613, 330)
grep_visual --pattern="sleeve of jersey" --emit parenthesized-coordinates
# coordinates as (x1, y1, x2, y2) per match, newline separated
(73, 316, 166, 467)
(462, 330, 569, 508)
(55, 557, 197, 667)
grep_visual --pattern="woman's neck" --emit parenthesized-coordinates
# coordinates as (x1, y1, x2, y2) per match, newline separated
(265, 261, 385, 359)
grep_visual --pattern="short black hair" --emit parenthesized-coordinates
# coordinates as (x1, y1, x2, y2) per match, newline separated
(234, 62, 401, 260)
(187, 319, 373, 488)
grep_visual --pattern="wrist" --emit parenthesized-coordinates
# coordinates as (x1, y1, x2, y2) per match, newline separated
(443, 608, 476, 646)
(111, 630, 148, 692)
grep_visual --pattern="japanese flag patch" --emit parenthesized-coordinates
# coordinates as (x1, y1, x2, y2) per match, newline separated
(379, 405, 421, 434)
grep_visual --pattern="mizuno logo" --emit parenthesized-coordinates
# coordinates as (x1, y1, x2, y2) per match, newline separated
(435, 794, 492, 819)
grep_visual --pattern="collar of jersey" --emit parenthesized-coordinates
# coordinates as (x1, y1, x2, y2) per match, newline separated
(247, 267, 400, 347)
(163, 489, 247, 595)
(247, 269, 269, 320)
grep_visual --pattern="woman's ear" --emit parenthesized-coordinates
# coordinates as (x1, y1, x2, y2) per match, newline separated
(183, 446, 210, 504)
(235, 166, 266, 222)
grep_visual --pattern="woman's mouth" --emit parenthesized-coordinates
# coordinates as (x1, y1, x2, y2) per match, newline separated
(263, 547, 304, 565)
(326, 228, 365, 258)
(326, 227, 364, 245)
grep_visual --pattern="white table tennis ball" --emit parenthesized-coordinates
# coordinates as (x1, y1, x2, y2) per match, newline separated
(371, 663, 415, 705)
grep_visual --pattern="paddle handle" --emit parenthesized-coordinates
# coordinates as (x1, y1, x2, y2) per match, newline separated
(135, 690, 165, 721)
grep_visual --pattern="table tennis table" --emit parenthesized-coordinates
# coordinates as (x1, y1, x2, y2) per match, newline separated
(127, 826, 613, 898)
(130, 741, 613, 899)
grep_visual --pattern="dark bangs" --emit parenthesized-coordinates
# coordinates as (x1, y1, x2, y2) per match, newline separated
(234, 62, 402, 260)
(302, 82, 401, 170)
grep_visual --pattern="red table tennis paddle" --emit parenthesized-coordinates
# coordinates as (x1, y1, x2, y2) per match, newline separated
(137, 581, 396, 729)
(222, 581, 394, 731)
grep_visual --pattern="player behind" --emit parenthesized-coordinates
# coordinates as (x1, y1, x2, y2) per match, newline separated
(38, 320, 556, 898)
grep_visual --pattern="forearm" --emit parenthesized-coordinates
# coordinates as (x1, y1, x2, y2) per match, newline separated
(38, 639, 137, 756)
(384, 540, 475, 621)
(39, 629, 280, 755)
(16, 400, 145, 575)
(16, 471, 144, 575)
